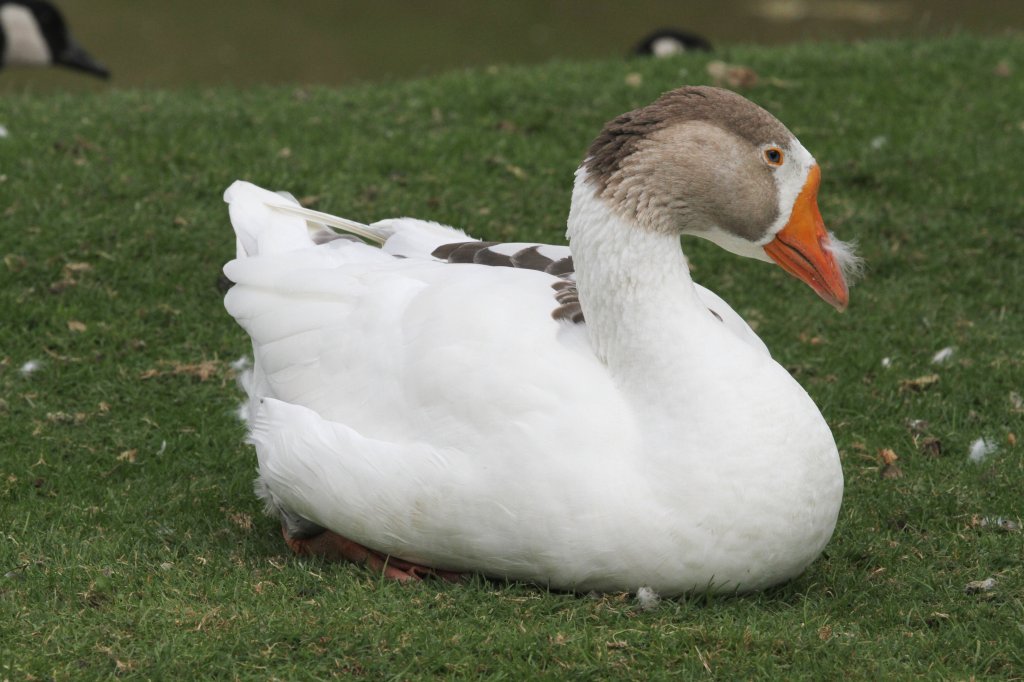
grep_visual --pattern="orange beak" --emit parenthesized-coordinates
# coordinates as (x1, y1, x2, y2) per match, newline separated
(763, 165, 849, 311)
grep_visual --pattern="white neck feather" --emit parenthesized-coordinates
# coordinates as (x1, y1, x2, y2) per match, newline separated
(567, 166, 705, 377)
(565, 167, 838, 498)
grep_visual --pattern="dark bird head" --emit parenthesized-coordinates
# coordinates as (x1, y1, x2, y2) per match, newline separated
(631, 28, 713, 58)
(1, 0, 110, 78)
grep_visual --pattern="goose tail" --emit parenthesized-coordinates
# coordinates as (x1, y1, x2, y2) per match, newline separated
(224, 180, 389, 259)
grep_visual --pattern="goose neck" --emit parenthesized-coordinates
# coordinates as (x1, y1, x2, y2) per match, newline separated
(566, 168, 702, 369)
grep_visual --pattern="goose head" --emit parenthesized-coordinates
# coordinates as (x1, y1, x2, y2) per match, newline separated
(0, 0, 110, 78)
(631, 29, 713, 57)
(584, 86, 856, 310)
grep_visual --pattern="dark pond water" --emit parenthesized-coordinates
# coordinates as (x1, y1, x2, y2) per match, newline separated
(2, 0, 1022, 91)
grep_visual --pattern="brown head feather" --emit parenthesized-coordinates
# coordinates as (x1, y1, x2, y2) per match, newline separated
(584, 86, 794, 194)
(582, 86, 796, 240)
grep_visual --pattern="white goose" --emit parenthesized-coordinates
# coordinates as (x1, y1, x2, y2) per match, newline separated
(223, 86, 859, 596)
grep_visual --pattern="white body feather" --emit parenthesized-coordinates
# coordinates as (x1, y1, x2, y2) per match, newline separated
(224, 179, 842, 595)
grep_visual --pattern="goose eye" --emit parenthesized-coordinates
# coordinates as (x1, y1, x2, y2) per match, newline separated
(763, 147, 784, 166)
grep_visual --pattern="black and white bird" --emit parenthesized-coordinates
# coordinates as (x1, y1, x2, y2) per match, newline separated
(632, 28, 712, 57)
(0, 0, 109, 78)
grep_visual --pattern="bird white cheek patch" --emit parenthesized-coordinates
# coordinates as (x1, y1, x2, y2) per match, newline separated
(1, 6, 50, 66)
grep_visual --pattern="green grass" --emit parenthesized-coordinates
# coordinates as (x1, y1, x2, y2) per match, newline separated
(2, 36, 1023, 679)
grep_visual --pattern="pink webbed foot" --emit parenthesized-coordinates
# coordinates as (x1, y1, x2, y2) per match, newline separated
(281, 526, 464, 583)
